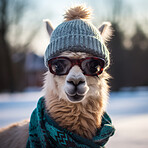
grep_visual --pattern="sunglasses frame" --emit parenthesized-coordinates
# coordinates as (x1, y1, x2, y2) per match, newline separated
(48, 56, 105, 76)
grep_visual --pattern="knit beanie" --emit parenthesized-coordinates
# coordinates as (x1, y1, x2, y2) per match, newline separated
(44, 6, 110, 68)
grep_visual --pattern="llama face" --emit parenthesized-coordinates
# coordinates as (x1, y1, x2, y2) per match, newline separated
(44, 10, 112, 104)
(44, 51, 105, 103)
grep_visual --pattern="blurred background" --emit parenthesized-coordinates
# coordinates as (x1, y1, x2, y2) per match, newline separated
(0, 0, 148, 147)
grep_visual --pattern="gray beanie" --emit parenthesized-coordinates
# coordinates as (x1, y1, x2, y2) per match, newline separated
(44, 14, 109, 68)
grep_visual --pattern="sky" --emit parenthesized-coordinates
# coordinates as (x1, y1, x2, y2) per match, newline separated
(34, 0, 148, 26)
(8, 0, 148, 55)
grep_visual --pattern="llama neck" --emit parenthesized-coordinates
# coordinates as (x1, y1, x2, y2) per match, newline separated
(45, 95, 104, 139)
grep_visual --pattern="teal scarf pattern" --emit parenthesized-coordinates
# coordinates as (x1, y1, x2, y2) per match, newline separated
(26, 97, 115, 148)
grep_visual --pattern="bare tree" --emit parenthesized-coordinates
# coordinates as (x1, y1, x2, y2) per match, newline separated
(0, 0, 13, 91)
(0, 0, 40, 92)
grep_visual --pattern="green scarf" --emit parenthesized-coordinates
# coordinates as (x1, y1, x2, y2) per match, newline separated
(26, 97, 115, 148)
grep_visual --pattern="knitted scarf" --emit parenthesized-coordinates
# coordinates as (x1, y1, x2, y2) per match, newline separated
(26, 97, 115, 148)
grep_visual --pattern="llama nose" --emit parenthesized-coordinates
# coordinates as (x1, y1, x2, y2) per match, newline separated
(66, 76, 86, 96)
(67, 76, 85, 87)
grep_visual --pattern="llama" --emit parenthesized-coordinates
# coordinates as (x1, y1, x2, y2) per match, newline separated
(0, 5, 115, 148)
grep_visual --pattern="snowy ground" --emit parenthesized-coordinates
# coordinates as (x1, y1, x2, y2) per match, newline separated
(106, 91, 148, 148)
(0, 90, 148, 148)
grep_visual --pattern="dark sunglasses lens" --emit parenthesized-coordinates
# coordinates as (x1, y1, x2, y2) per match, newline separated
(82, 59, 103, 75)
(51, 58, 71, 75)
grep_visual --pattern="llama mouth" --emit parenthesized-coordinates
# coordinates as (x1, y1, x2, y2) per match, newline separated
(66, 93, 84, 102)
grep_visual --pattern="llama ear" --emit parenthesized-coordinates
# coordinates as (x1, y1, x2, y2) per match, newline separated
(43, 19, 54, 36)
(98, 22, 113, 42)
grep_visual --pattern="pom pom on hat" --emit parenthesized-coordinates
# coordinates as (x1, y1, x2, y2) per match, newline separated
(64, 5, 92, 21)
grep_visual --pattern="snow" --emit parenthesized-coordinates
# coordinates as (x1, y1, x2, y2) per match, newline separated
(0, 91, 43, 127)
(107, 91, 148, 116)
(106, 91, 148, 148)
(0, 90, 148, 148)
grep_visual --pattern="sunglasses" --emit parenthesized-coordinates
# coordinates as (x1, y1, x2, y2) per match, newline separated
(48, 57, 105, 76)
